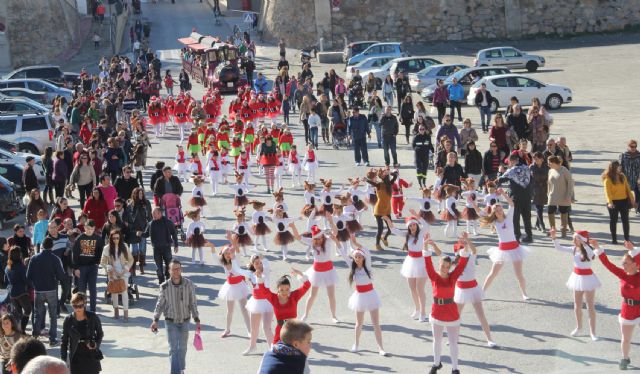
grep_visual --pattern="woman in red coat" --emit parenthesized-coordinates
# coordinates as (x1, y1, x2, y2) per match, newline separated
(82, 187, 108, 231)
(424, 235, 469, 374)
(595, 241, 640, 370)
(258, 269, 311, 344)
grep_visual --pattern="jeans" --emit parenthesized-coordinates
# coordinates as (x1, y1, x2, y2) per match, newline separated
(382, 137, 398, 166)
(131, 238, 147, 256)
(449, 101, 462, 121)
(166, 320, 190, 374)
(167, 87, 174, 96)
(512, 192, 532, 240)
(302, 119, 310, 145)
(77, 265, 98, 312)
(34, 290, 58, 342)
(154, 246, 173, 283)
(384, 92, 394, 106)
(309, 127, 318, 148)
(371, 121, 381, 147)
(479, 105, 491, 130)
(58, 273, 71, 312)
(352, 137, 369, 164)
(435, 103, 447, 124)
(78, 182, 93, 210)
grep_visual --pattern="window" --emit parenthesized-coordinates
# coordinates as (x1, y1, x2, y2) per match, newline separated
(7, 81, 24, 88)
(492, 78, 511, 87)
(10, 71, 27, 79)
(515, 77, 540, 88)
(26, 68, 61, 79)
(0, 119, 17, 135)
(0, 103, 11, 111)
(484, 49, 502, 58)
(406, 60, 421, 71)
(27, 81, 48, 92)
(382, 45, 396, 53)
(367, 46, 381, 54)
(502, 48, 521, 58)
(21, 117, 48, 131)
(10, 103, 34, 112)
(487, 69, 509, 76)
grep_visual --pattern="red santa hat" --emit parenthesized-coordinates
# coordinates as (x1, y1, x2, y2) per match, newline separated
(150, 96, 157, 102)
(453, 242, 465, 253)
(574, 230, 589, 244)
(405, 216, 420, 228)
(310, 225, 323, 239)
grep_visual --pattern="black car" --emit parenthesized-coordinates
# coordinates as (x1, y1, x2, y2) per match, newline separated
(0, 162, 25, 196)
(4, 65, 78, 89)
(0, 174, 22, 230)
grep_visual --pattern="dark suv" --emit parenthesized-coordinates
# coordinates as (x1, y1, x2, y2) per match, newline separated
(4, 65, 78, 88)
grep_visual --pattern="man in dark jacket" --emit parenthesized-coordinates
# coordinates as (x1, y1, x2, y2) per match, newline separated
(149, 161, 165, 196)
(143, 207, 178, 284)
(153, 166, 184, 204)
(26, 237, 66, 345)
(22, 156, 39, 193)
(394, 72, 411, 112)
(379, 106, 399, 167)
(71, 220, 104, 312)
(259, 320, 312, 374)
(348, 107, 370, 166)
(243, 58, 256, 87)
(497, 154, 533, 243)
(506, 105, 528, 141)
(114, 166, 140, 200)
(474, 83, 494, 132)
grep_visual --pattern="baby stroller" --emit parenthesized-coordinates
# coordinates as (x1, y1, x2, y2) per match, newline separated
(349, 82, 365, 109)
(331, 121, 350, 150)
(161, 193, 187, 242)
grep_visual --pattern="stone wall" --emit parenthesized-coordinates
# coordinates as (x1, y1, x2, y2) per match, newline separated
(5, 0, 80, 68)
(263, 0, 640, 49)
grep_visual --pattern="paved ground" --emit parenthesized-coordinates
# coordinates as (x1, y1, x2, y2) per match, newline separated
(7, 0, 640, 373)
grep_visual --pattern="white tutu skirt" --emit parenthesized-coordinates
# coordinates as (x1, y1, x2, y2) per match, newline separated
(348, 289, 382, 312)
(304, 267, 339, 287)
(217, 281, 251, 301)
(619, 315, 640, 325)
(288, 163, 300, 173)
(303, 161, 318, 172)
(400, 256, 427, 279)
(173, 162, 187, 174)
(246, 297, 274, 314)
(454, 285, 484, 304)
(430, 316, 460, 327)
(487, 245, 530, 263)
(566, 273, 602, 291)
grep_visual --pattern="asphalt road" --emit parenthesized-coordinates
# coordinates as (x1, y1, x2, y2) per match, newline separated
(9, 0, 640, 373)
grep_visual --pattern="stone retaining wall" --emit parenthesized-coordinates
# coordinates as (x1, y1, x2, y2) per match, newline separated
(263, 0, 640, 49)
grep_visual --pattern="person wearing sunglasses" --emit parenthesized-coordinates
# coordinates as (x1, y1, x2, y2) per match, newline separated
(61, 292, 104, 374)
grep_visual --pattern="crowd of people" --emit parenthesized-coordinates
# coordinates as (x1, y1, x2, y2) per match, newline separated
(3, 11, 640, 374)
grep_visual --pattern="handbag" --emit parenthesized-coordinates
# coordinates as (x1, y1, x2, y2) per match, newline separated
(193, 326, 203, 351)
(107, 278, 126, 294)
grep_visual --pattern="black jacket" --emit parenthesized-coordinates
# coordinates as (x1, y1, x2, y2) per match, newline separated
(412, 133, 434, 157)
(22, 166, 38, 193)
(483, 150, 505, 176)
(153, 175, 184, 198)
(379, 114, 399, 138)
(26, 250, 65, 292)
(114, 175, 139, 200)
(474, 90, 493, 106)
(144, 217, 178, 248)
(72, 233, 104, 268)
(394, 77, 411, 97)
(442, 164, 466, 186)
(506, 112, 528, 140)
(400, 102, 414, 122)
(464, 148, 484, 175)
(149, 169, 164, 196)
(61, 311, 104, 367)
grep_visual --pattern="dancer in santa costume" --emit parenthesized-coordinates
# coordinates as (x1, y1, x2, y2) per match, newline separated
(550, 228, 601, 341)
(594, 241, 640, 370)
(390, 170, 412, 218)
(336, 242, 387, 356)
(384, 215, 429, 322)
(481, 189, 530, 300)
(236, 150, 253, 184)
(172, 98, 189, 142)
(147, 97, 164, 137)
(290, 220, 340, 324)
(244, 254, 274, 355)
(302, 144, 319, 183)
(173, 145, 188, 182)
(288, 144, 302, 188)
(205, 150, 221, 196)
(423, 237, 470, 374)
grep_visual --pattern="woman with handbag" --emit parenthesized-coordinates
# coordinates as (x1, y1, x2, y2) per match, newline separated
(603, 160, 635, 244)
(100, 230, 134, 321)
(61, 292, 104, 374)
(369, 97, 384, 149)
(127, 187, 152, 275)
(4, 247, 32, 333)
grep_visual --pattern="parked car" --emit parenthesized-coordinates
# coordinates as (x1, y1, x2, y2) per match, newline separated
(0, 162, 26, 196)
(0, 79, 73, 103)
(0, 148, 45, 182)
(343, 41, 380, 63)
(408, 63, 469, 92)
(474, 47, 546, 72)
(420, 66, 512, 103)
(0, 111, 56, 154)
(345, 56, 396, 81)
(467, 74, 572, 112)
(0, 139, 18, 153)
(3, 65, 78, 88)
(0, 88, 49, 106)
(0, 174, 23, 230)
(347, 42, 408, 67)
(0, 96, 50, 113)
(388, 56, 443, 79)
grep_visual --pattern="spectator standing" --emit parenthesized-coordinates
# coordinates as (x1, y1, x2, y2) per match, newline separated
(379, 106, 399, 167)
(101, 230, 134, 321)
(5, 247, 32, 333)
(400, 96, 414, 144)
(394, 72, 410, 113)
(348, 107, 370, 166)
(620, 139, 640, 213)
(432, 79, 449, 125)
(464, 141, 483, 187)
(82, 188, 108, 231)
(602, 160, 634, 244)
(546, 156, 573, 239)
(530, 152, 549, 233)
(448, 77, 464, 123)
(61, 292, 103, 374)
(153, 167, 184, 204)
(127, 187, 152, 275)
(151, 260, 200, 374)
(26, 237, 66, 346)
(436, 114, 462, 152)
(474, 83, 493, 132)
(143, 208, 178, 284)
(114, 166, 139, 201)
(52, 152, 68, 199)
(45, 222, 71, 315)
(307, 107, 321, 150)
(22, 157, 39, 194)
(497, 154, 533, 243)
(412, 124, 434, 188)
(71, 220, 104, 313)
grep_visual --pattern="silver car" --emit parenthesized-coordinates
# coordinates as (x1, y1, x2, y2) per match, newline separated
(0, 111, 56, 154)
(0, 79, 73, 103)
(408, 63, 468, 91)
(474, 46, 546, 72)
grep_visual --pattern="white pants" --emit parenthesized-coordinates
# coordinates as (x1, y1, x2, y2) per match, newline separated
(209, 170, 220, 195)
(432, 323, 460, 370)
(112, 275, 129, 311)
(290, 164, 301, 187)
(192, 247, 204, 263)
